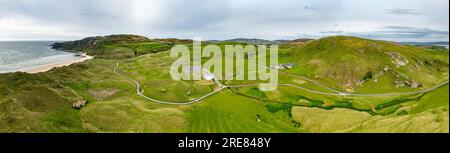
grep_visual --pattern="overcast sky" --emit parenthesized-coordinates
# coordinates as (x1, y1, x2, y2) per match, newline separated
(0, 0, 448, 42)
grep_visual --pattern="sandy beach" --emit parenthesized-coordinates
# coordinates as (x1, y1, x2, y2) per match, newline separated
(25, 55, 94, 74)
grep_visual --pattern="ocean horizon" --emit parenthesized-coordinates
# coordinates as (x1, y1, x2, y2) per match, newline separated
(0, 41, 81, 74)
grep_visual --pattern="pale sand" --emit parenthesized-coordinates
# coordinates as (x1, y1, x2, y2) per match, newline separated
(25, 55, 94, 74)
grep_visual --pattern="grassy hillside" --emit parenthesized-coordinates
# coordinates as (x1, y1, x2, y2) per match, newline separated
(288, 36, 449, 93)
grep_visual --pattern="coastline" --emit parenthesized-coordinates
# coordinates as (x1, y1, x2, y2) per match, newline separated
(24, 54, 93, 74)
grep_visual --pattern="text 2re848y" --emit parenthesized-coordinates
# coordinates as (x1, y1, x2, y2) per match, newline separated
(178, 137, 271, 151)
(222, 137, 271, 148)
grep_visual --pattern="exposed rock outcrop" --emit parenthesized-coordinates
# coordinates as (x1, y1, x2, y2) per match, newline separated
(72, 99, 88, 109)
(386, 51, 409, 67)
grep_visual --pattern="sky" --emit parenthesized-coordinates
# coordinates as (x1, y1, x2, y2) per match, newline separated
(0, 0, 448, 42)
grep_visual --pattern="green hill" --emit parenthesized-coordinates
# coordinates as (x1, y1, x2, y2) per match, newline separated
(288, 36, 449, 93)
(51, 34, 173, 59)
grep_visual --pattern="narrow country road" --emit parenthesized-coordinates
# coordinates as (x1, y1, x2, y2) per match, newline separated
(226, 81, 449, 97)
(114, 62, 449, 104)
(258, 64, 343, 93)
(114, 63, 225, 105)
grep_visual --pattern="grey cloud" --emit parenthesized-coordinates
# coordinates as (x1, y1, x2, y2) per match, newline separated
(77, 12, 119, 20)
(320, 31, 344, 34)
(304, 6, 319, 10)
(380, 26, 449, 36)
(151, 0, 231, 30)
(348, 26, 448, 41)
(384, 8, 422, 15)
(296, 26, 448, 42)
(0, 0, 448, 42)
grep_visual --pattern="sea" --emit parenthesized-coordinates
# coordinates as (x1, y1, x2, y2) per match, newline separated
(0, 41, 80, 73)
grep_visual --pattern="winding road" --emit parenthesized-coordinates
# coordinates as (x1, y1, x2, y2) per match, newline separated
(114, 62, 449, 105)
(259, 64, 343, 93)
(226, 81, 449, 97)
(114, 63, 225, 105)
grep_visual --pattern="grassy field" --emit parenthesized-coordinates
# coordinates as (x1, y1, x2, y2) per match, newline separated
(290, 84, 449, 133)
(187, 90, 303, 133)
